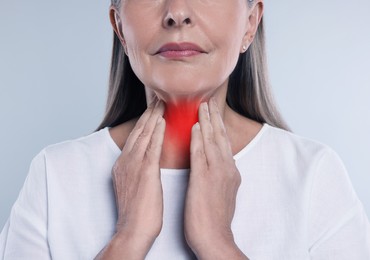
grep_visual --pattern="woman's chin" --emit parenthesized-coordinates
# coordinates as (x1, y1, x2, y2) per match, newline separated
(145, 78, 226, 100)
(149, 85, 214, 102)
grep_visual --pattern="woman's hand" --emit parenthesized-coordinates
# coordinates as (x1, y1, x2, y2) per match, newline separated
(184, 98, 247, 260)
(95, 99, 166, 259)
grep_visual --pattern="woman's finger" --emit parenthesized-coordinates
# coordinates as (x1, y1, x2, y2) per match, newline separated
(190, 122, 207, 173)
(144, 117, 166, 167)
(126, 100, 165, 156)
(198, 101, 220, 166)
(130, 100, 165, 156)
(124, 99, 159, 152)
(208, 98, 233, 157)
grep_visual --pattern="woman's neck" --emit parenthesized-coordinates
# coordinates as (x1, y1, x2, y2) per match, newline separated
(145, 85, 229, 169)
(142, 83, 261, 169)
(109, 94, 262, 170)
(161, 99, 201, 169)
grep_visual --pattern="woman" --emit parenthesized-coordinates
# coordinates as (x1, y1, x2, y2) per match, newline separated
(1, 0, 369, 259)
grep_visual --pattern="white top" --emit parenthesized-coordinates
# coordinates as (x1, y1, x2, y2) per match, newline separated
(1, 124, 369, 260)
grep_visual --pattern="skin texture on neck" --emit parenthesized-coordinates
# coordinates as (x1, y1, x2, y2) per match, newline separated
(108, 84, 262, 170)
(144, 83, 228, 169)
(162, 99, 201, 169)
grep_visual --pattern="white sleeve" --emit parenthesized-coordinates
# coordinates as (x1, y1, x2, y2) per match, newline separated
(308, 148, 370, 259)
(0, 151, 51, 259)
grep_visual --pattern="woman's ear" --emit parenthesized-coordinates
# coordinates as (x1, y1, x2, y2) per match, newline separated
(109, 6, 126, 46)
(241, 1, 264, 52)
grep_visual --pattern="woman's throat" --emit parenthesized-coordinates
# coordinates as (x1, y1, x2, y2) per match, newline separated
(162, 100, 200, 169)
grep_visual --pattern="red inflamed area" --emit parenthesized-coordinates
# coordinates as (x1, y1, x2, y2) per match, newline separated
(163, 100, 200, 163)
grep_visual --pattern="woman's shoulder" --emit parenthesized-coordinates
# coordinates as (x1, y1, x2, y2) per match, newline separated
(39, 118, 138, 162)
(247, 123, 344, 170)
(40, 127, 118, 161)
(108, 118, 138, 150)
(262, 124, 334, 156)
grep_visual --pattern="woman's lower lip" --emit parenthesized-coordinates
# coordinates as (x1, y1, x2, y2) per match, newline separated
(158, 50, 203, 58)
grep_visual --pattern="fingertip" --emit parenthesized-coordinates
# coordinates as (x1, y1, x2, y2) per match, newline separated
(190, 122, 200, 145)
(191, 122, 200, 142)
(149, 117, 166, 159)
(192, 122, 200, 132)
(191, 123, 202, 152)
(157, 100, 165, 115)
(155, 117, 166, 133)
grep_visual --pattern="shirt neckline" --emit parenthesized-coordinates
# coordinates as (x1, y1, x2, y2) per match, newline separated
(103, 123, 269, 172)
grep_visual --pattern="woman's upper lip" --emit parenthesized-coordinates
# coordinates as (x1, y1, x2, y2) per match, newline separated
(156, 42, 207, 54)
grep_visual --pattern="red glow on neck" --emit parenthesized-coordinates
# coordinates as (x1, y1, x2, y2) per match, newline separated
(163, 100, 200, 166)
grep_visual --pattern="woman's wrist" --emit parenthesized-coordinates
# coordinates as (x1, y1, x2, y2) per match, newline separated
(95, 231, 156, 260)
(191, 237, 248, 260)
(116, 229, 156, 257)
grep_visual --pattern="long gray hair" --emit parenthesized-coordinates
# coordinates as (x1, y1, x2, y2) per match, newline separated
(97, 1, 289, 131)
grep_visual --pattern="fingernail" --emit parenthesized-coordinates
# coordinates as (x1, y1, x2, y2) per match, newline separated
(193, 122, 200, 130)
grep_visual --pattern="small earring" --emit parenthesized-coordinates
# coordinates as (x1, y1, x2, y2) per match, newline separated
(242, 45, 247, 51)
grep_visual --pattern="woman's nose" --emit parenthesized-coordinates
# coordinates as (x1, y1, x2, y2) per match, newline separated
(162, 0, 193, 29)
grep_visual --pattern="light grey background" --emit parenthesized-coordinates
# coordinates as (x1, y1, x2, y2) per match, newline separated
(0, 0, 369, 229)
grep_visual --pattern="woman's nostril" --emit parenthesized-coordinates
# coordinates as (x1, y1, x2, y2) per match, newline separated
(184, 18, 191, 25)
(164, 15, 192, 28)
(167, 19, 175, 27)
